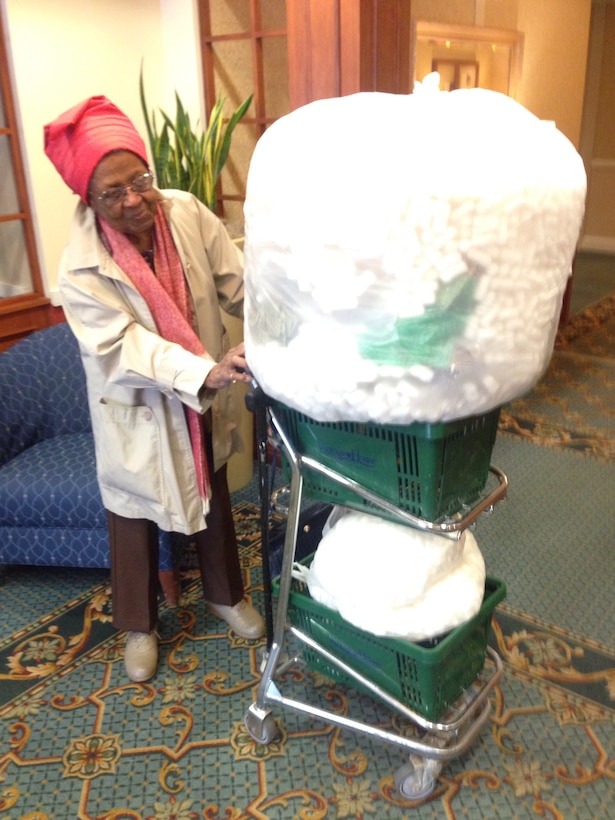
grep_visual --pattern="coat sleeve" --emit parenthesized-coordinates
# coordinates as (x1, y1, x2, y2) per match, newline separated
(202, 212, 245, 320)
(165, 192, 245, 321)
(59, 247, 215, 415)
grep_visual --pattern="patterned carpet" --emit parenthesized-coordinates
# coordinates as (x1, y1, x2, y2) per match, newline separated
(1, 497, 613, 820)
(1, 294, 614, 819)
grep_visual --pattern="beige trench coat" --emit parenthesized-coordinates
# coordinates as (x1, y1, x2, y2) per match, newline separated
(59, 190, 245, 535)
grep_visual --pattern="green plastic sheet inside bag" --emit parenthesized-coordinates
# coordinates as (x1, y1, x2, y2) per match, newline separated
(358, 275, 477, 370)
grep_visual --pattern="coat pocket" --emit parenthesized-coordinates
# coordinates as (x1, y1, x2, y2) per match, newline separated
(96, 401, 166, 506)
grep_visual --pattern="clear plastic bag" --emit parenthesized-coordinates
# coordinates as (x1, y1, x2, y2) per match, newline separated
(244, 86, 586, 423)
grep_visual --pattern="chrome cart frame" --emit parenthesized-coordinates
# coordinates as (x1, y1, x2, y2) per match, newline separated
(244, 388, 508, 800)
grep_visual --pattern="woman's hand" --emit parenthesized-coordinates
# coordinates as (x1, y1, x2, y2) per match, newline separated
(203, 342, 252, 390)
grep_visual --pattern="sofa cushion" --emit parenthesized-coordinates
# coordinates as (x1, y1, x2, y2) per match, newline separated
(0, 526, 110, 568)
(0, 323, 91, 465)
(0, 432, 106, 528)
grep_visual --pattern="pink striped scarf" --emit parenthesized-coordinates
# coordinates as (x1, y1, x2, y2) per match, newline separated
(99, 205, 210, 505)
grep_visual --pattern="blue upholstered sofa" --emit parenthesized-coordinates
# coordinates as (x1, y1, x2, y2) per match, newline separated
(0, 323, 178, 601)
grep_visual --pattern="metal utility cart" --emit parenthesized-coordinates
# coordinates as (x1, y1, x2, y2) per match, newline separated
(244, 386, 508, 800)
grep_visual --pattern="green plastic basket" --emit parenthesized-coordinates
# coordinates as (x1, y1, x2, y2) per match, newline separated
(274, 568, 505, 721)
(272, 403, 500, 522)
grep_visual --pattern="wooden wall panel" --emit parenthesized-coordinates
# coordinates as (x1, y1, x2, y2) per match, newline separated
(339, 0, 363, 97)
(310, 0, 341, 101)
(287, 0, 411, 109)
(371, 0, 411, 93)
(286, 0, 313, 109)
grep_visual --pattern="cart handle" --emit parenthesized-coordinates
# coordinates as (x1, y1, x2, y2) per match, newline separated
(299, 456, 508, 535)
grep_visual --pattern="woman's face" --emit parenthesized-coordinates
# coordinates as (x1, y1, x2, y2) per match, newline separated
(88, 150, 160, 239)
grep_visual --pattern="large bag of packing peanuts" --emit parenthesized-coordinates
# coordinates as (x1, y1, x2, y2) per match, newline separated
(292, 509, 486, 642)
(243, 83, 586, 424)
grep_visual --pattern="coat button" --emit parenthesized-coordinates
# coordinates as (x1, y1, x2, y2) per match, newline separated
(143, 410, 153, 421)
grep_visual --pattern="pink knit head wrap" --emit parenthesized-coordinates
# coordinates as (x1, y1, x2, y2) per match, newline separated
(44, 95, 149, 203)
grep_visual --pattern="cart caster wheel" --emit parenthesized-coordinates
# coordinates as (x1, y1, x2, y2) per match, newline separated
(394, 756, 441, 801)
(244, 709, 280, 745)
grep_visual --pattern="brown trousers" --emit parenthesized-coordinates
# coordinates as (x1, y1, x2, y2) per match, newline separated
(107, 462, 245, 633)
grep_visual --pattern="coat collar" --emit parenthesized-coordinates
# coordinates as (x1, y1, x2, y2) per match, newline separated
(65, 192, 177, 275)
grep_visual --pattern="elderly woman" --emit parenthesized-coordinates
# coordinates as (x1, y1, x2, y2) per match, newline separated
(44, 96, 264, 683)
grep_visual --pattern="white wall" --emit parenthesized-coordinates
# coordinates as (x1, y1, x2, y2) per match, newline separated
(579, 1, 615, 252)
(516, 0, 591, 148)
(5, 0, 202, 298)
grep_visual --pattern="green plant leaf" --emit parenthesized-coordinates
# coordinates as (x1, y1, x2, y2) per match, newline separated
(139, 62, 157, 162)
(140, 68, 252, 212)
(216, 94, 252, 175)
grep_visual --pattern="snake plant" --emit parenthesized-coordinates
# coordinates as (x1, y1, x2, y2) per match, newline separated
(139, 68, 252, 212)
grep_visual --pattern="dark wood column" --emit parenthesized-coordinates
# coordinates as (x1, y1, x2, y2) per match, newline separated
(286, 0, 411, 110)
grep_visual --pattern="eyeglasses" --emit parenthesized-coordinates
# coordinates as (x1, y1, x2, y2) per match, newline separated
(93, 172, 155, 207)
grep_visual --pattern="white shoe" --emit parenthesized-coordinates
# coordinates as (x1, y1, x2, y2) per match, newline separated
(124, 631, 158, 682)
(208, 599, 265, 640)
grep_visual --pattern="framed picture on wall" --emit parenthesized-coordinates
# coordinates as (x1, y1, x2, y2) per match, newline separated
(432, 59, 480, 91)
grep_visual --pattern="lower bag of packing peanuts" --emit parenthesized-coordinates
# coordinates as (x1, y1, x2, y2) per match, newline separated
(243, 84, 587, 424)
(292, 509, 486, 642)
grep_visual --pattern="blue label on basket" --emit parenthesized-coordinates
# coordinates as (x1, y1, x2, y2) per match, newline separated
(319, 444, 376, 469)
